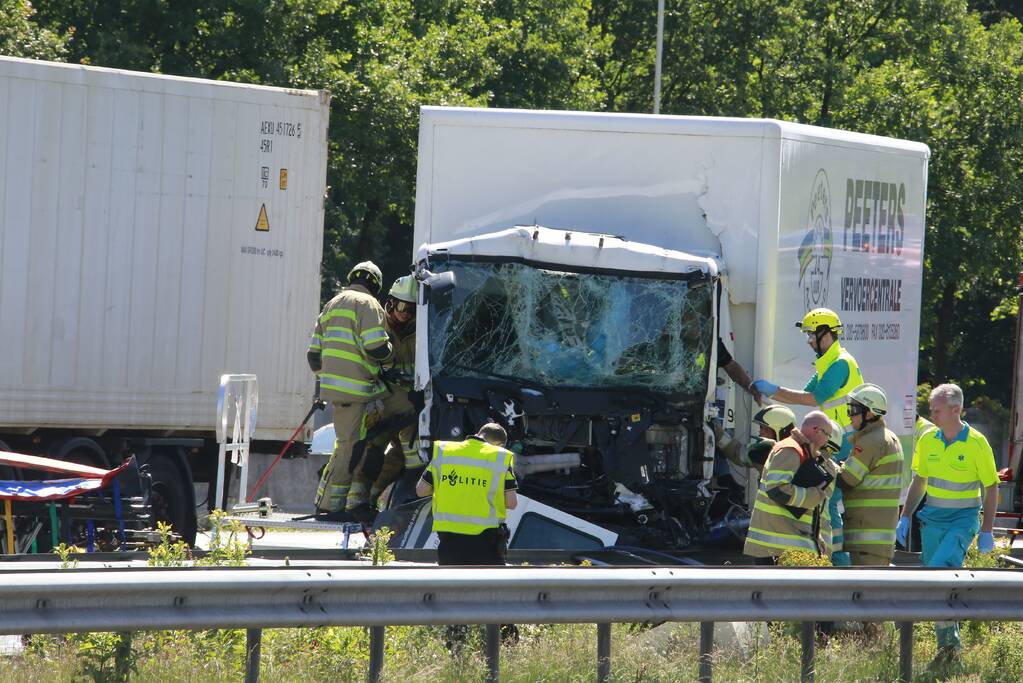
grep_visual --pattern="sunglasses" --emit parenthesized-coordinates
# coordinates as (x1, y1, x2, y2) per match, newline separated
(393, 300, 415, 314)
(847, 403, 867, 417)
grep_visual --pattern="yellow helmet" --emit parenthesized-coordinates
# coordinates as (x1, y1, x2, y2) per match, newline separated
(848, 383, 887, 416)
(752, 404, 796, 440)
(795, 308, 842, 334)
(347, 261, 383, 291)
(388, 275, 417, 303)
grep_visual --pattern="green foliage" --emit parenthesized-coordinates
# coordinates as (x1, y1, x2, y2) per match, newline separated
(777, 549, 833, 567)
(53, 542, 81, 569)
(197, 509, 250, 567)
(0, 0, 68, 60)
(363, 525, 395, 566)
(146, 522, 189, 568)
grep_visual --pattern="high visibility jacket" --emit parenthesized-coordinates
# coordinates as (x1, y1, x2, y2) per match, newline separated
(811, 341, 863, 432)
(309, 284, 392, 402)
(838, 418, 903, 556)
(744, 433, 834, 558)
(912, 422, 999, 510)
(430, 438, 515, 535)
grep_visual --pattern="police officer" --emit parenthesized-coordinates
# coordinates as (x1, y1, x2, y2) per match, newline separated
(717, 404, 796, 477)
(365, 275, 421, 505)
(415, 423, 518, 565)
(836, 384, 903, 566)
(752, 308, 864, 562)
(897, 383, 1000, 668)
(744, 411, 839, 563)
(307, 261, 410, 517)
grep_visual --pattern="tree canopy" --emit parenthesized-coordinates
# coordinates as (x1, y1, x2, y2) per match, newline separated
(10, 0, 1023, 409)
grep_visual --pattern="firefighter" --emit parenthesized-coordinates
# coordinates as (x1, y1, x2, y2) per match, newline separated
(365, 275, 421, 506)
(415, 423, 518, 565)
(307, 261, 409, 517)
(744, 411, 839, 563)
(836, 383, 903, 566)
(717, 404, 796, 477)
(898, 383, 1000, 669)
(752, 308, 864, 562)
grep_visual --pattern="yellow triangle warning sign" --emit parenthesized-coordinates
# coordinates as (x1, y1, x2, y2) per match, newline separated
(255, 204, 270, 232)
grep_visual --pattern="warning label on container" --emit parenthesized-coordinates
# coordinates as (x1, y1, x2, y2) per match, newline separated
(255, 204, 270, 232)
(279, 169, 288, 190)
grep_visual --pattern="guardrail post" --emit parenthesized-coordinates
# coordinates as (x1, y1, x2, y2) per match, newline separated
(898, 621, 913, 682)
(245, 628, 262, 683)
(597, 622, 611, 683)
(698, 621, 714, 683)
(800, 622, 815, 683)
(368, 626, 385, 683)
(485, 624, 501, 682)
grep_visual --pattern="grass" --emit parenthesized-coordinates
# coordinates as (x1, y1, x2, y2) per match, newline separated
(7, 619, 1023, 682)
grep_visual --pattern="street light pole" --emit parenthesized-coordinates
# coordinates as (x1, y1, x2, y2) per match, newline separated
(654, 0, 665, 114)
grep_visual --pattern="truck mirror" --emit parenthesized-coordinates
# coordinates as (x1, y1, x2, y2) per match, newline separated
(423, 270, 456, 298)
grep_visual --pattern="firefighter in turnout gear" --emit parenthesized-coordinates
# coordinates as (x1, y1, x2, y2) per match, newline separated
(744, 411, 840, 563)
(751, 308, 864, 560)
(307, 261, 409, 516)
(717, 404, 796, 477)
(836, 383, 903, 566)
(364, 275, 421, 506)
(416, 423, 518, 565)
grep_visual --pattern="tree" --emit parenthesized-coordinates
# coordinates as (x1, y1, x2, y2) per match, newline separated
(0, 0, 68, 60)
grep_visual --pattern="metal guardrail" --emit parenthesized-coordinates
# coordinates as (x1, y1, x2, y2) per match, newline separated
(1, 565, 1021, 682)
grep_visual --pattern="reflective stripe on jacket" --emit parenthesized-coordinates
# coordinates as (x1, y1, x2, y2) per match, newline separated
(309, 284, 392, 402)
(839, 418, 903, 555)
(744, 433, 832, 558)
(912, 423, 999, 509)
(430, 438, 514, 535)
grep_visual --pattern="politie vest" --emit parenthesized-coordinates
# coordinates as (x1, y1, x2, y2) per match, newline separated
(813, 341, 863, 431)
(429, 438, 514, 535)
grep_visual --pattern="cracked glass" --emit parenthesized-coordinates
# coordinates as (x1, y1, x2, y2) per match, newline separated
(427, 260, 713, 394)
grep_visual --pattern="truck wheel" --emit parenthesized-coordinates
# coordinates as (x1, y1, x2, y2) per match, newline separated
(145, 453, 198, 546)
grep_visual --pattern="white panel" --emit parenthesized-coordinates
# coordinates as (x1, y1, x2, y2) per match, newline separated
(101, 89, 141, 389)
(52, 83, 87, 387)
(178, 97, 213, 392)
(76, 86, 115, 389)
(770, 140, 928, 438)
(25, 81, 61, 387)
(153, 94, 188, 390)
(0, 77, 30, 385)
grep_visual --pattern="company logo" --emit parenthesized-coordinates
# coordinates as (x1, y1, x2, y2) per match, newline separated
(440, 470, 489, 489)
(797, 169, 833, 310)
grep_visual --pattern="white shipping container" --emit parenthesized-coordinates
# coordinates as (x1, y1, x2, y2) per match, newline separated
(0, 57, 329, 440)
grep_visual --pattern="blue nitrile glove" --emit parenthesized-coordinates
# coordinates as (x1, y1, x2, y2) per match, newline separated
(977, 531, 995, 554)
(751, 379, 779, 398)
(895, 517, 910, 547)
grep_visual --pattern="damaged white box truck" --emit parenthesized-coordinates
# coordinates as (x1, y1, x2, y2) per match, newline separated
(381, 107, 929, 558)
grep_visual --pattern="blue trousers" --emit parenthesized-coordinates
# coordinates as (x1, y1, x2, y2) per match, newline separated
(920, 511, 979, 649)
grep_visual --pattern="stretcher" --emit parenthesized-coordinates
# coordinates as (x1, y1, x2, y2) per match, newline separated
(0, 450, 156, 555)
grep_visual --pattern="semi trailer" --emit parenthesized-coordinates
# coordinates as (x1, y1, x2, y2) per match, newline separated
(0, 57, 329, 544)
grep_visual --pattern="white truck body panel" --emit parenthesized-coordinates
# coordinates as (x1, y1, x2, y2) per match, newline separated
(414, 107, 928, 439)
(0, 57, 329, 440)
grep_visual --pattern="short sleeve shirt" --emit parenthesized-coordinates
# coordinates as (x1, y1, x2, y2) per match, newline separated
(912, 422, 999, 488)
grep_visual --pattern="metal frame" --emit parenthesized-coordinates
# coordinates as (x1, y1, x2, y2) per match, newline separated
(2, 565, 1021, 682)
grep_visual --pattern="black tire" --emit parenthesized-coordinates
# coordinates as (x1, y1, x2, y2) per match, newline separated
(145, 453, 198, 546)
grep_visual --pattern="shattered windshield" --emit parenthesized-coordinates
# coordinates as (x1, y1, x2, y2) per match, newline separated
(427, 260, 713, 394)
